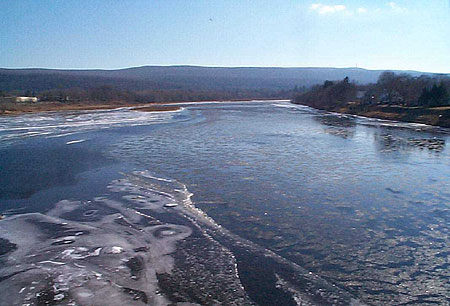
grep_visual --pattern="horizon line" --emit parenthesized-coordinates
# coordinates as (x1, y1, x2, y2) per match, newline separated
(0, 64, 448, 75)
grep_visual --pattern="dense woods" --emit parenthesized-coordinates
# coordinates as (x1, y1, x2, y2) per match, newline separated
(0, 68, 298, 104)
(294, 72, 450, 110)
(293, 77, 357, 110)
(32, 87, 290, 104)
(293, 72, 450, 127)
(1, 66, 446, 106)
(0, 81, 292, 105)
(0, 86, 291, 114)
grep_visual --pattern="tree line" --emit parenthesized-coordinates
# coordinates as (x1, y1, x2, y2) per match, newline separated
(1, 85, 292, 105)
(293, 72, 450, 110)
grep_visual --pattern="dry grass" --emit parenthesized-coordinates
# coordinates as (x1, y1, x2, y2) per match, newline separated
(0, 101, 145, 116)
(131, 105, 182, 112)
(429, 106, 450, 111)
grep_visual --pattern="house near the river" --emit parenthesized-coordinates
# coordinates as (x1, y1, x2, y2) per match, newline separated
(0, 96, 39, 103)
(15, 96, 39, 103)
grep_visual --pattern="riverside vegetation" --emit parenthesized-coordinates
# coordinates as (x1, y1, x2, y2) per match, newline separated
(293, 72, 450, 128)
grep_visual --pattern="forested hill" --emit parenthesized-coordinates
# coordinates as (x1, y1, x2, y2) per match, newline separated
(0, 66, 435, 92)
(1, 66, 445, 104)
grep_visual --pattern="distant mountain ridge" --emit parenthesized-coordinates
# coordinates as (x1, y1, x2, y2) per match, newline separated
(0, 65, 444, 92)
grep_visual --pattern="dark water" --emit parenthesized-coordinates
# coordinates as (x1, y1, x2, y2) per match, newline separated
(0, 101, 449, 305)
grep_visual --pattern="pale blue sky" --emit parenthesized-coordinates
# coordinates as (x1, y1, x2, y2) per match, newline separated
(1, 0, 449, 72)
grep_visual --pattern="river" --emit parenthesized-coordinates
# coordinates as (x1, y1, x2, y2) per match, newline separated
(0, 100, 449, 305)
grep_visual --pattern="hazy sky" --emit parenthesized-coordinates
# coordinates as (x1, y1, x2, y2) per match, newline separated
(1, 0, 449, 72)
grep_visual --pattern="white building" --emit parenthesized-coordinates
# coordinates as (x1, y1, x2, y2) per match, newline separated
(15, 97, 38, 103)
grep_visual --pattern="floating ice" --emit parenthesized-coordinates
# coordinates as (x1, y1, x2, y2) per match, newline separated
(0, 107, 184, 147)
(0, 176, 195, 305)
(66, 139, 86, 145)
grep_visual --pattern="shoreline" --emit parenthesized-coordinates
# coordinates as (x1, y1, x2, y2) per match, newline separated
(131, 105, 183, 112)
(291, 101, 450, 129)
(0, 99, 287, 116)
(0, 102, 141, 116)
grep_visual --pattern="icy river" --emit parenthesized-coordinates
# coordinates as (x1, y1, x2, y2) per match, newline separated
(0, 100, 449, 305)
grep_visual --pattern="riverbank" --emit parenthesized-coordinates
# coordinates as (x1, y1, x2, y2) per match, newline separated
(131, 105, 182, 112)
(343, 105, 450, 128)
(0, 101, 141, 116)
(292, 101, 450, 128)
(0, 99, 283, 116)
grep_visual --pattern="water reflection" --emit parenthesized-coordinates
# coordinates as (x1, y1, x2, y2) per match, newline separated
(109, 103, 450, 304)
(313, 113, 356, 139)
(374, 133, 446, 153)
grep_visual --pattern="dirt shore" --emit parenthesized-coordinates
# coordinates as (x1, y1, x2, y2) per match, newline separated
(131, 105, 182, 112)
(0, 102, 142, 116)
(0, 99, 282, 116)
(341, 105, 450, 128)
(0, 102, 185, 116)
(292, 101, 450, 129)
